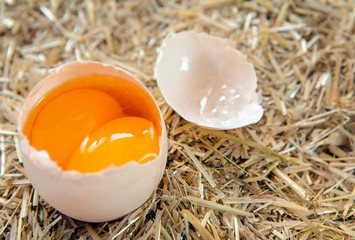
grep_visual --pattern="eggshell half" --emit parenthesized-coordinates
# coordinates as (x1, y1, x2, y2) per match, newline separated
(155, 31, 263, 129)
(18, 61, 168, 222)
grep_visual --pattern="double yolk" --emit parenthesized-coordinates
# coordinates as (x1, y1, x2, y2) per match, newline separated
(30, 88, 159, 173)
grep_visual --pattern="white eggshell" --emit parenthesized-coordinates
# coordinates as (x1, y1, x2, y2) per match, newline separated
(155, 31, 263, 129)
(18, 61, 168, 222)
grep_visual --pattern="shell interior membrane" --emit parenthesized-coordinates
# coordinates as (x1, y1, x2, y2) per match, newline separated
(155, 31, 263, 129)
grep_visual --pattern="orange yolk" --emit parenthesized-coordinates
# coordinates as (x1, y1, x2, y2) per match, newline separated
(31, 87, 160, 173)
(67, 117, 159, 173)
(31, 88, 124, 169)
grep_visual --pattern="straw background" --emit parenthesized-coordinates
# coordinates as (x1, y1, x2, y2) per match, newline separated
(1, 0, 355, 239)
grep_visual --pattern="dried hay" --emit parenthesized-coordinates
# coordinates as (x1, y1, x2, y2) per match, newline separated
(1, 0, 355, 239)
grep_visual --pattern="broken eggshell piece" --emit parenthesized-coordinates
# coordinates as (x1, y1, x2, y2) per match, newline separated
(155, 31, 263, 129)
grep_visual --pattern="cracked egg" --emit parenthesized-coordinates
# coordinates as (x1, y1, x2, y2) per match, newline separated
(17, 61, 168, 222)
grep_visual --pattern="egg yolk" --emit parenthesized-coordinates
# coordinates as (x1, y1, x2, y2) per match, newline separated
(31, 88, 124, 169)
(31, 87, 160, 173)
(67, 117, 159, 173)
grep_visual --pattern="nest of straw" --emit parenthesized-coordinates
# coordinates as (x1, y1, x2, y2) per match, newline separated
(1, 0, 355, 239)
